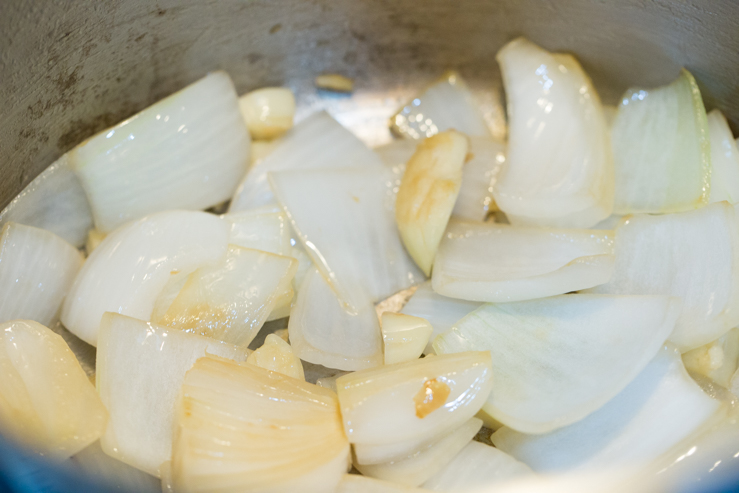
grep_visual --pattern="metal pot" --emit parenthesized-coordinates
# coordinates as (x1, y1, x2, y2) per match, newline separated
(1, 0, 738, 491)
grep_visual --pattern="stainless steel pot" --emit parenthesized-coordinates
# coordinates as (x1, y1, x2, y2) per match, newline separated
(1, 0, 739, 491)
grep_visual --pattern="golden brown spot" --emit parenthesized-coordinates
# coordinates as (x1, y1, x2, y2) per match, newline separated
(352, 196, 360, 203)
(413, 378, 451, 418)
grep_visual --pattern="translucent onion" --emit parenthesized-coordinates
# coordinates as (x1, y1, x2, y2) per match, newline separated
(69, 441, 160, 492)
(336, 474, 429, 493)
(395, 131, 468, 275)
(682, 328, 739, 388)
(229, 111, 383, 213)
(432, 220, 615, 303)
(491, 345, 725, 472)
(336, 351, 493, 445)
(154, 246, 297, 348)
(246, 333, 305, 380)
(434, 294, 681, 434)
(355, 418, 482, 487)
(61, 210, 229, 346)
(270, 166, 422, 312)
(70, 71, 250, 233)
(400, 282, 480, 354)
(707, 109, 739, 204)
(0, 153, 93, 247)
(493, 38, 613, 228)
(422, 441, 533, 492)
(0, 320, 107, 459)
(288, 267, 382, 371)
(96, 312, 248, 476)
(224, 209, 292, 255)
(0, 222, 83, 326)
(585, 202, 739, 352)
(390, 71, 490, 139)
(611, 69, 710, 214)
(172, 355, 350, 493)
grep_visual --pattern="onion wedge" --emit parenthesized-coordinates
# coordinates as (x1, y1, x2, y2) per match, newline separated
(0, 320, 107, 458)
(0, 222, 83, 326)
(336, 351, 492, 445)
(611, 69, 710, 213)
(491, 346, 724, 472)
(96, 313, 248, 476)
(395, 131, 468, 276)
(432, 220, 615, 303)
(70, 72, 250, 233)
(422, 441, 533, 492)
(707, 109, 739, 204)
(355, 418, 482, 487)
(434, 294, 681, 433)
(247, 333, 305, 380)
(493, 38, 613, 228)
(585, 202, 739, 352)
(172, 355, 350, 493)
(61, 210, 228, 346)
(229, 111, 383, 212)
(381, 313, 432, 365)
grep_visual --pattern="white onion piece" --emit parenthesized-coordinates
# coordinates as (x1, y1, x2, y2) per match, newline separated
(491, 345, 724, 472)
(238, 87, 295, 140)
(61, 210, 228, 346)
(0, 222, 83, 326)
(224, 209, 292, 255)
(150, 271, 191, 323)
(493, 38, 613, 228)
(708, 109, 739, 204)
(336, 474, 429, 493)
(155, 246, 296, 348)
(381, 313, 432, 365)
(69, 441, 160, 492)
(390, 72, 490, 139)
(400, 282, 480, 354)
(356, 418, 482, 487)
(423, 441, 533, 492)
(172, 355, 349, 493)
(96, 313, 248, 476)
(376, 138, 506, 222)
(229, 111, 383, 212)
(247, 333, 305, 380)
(336, 351, 493, 445)
(590, 214, 624, 230)
(611, 69, 710, 214)
(434, 294, 681, 433)
(682, 328, 739, 388)
(432, 220, 615, 303)
(288, 267, 382, 371)
(70, 72, 250, 233)
(585, 202, 739, 352)
(0, 153, 92, 247)
(0, 320, 107, 459)
(271, 166, 422, 312)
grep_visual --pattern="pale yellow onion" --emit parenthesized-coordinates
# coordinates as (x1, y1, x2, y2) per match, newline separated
(70, 71, 250, 233)
(61, 210, 229, 346)
(336, 351, 492, 445)
(707, 109, 739, 204)
(247, 333, 305, 380)
(432, 220, 614, 303)
(682, 327, 739, 388)
(611, 69, 710, 214)
(238, 87, 295, 140)
(434, 294, 681, 434)
(96, 313, 249, 476)
(155, 246, 296, 348)
(315, 74, 354, 92)
(172, 355, 350, 493)
(0, 222, 83, 326)
(85, 228, 106, 254)
(381, 312, 432, 365)
(395, 130, 468, 276)
(356, 418, 482, 487)
(0, 320, 107, 458)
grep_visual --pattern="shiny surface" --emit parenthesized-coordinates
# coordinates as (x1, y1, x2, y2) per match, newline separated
(0, 320, 106, 459)
(238, 87, 295, 140)
(435, 295, 681, 434)
(381, 312, 432, 365)
(246, 333, 305, 380)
